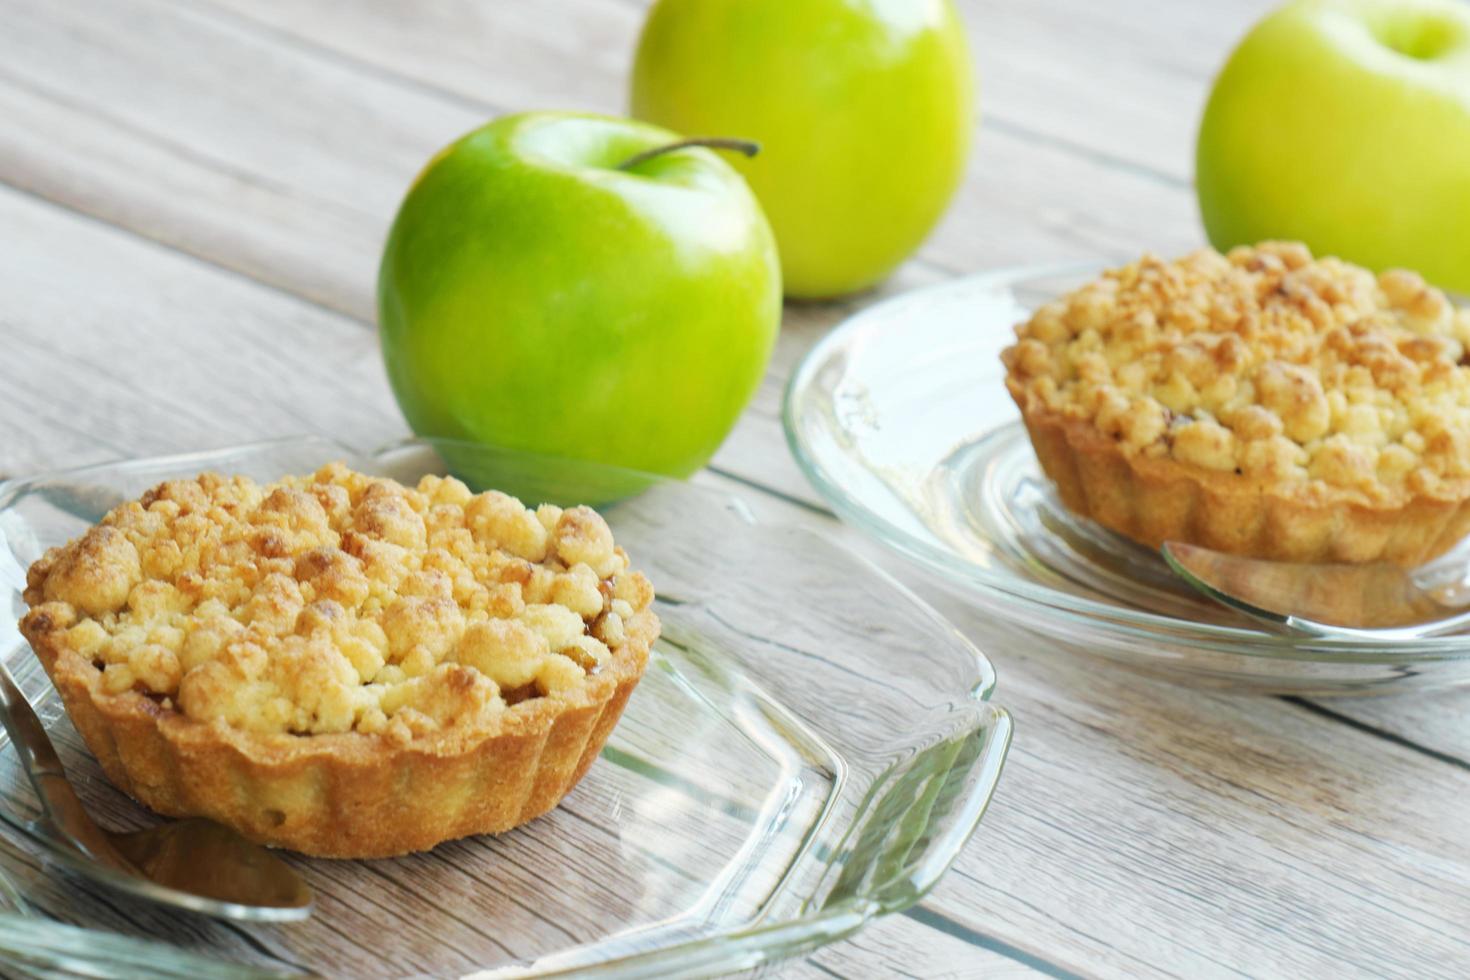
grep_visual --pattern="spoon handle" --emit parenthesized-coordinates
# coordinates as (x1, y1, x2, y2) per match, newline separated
(0, 663, 135, 872)
(0, 664, 66, 780)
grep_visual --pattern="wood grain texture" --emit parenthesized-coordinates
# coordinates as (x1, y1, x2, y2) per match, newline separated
(2, 0, 1469, 977)
(198, 0, 1280, 185)
(921, 614, 1470, 978)
(196, 0, 1212, 267)
(0, 183, 406, 475)
(792, 907, 1056, 979)
(716, 478, 1470, 979)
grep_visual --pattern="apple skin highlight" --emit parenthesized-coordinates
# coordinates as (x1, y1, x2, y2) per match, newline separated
(1196, 0, 1470, 294)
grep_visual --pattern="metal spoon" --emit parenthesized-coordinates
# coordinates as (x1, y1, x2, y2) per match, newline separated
(1162, 541, 1470, 640)
(0, 663, 313, 921)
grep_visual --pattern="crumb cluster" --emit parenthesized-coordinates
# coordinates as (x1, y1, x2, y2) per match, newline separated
(22, 464, 655, 743)
(1003, 242, 1470, 502)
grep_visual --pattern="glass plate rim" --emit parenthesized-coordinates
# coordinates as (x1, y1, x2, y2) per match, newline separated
(0, 435, 1015, 978)
(783, 264, 1470, 664)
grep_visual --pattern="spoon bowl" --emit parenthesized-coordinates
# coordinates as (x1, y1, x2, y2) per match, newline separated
(0, 663, 312, 921)
(1163, 541, 1470, 640)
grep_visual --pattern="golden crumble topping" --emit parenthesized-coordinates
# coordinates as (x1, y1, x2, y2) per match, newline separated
(1003, 242, 1470, 503)
(22, 465, 655, 743)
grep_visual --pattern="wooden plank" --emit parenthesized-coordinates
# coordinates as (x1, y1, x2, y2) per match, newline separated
(958, 0, 1277, 183)
(795, 907, 1057, 979)
(0, 0, 481, 323)
(923, 638, 1470, 977)
(1295, 694, 1470, 766)
(0, 78, 377, 325)
(0, 184, 406, 477)
(199, 0, 1279, 186)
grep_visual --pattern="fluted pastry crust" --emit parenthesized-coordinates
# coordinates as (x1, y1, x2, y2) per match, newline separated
(1003, 242, 1470, 564)
(21, 604, 653, 858)
(19, 465, 658, 857)
(1019, 411, 1470, 566)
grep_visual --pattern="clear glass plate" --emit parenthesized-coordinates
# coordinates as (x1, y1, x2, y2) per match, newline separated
(784, 265, 1470, 696)
(0, 438, 1011, 978)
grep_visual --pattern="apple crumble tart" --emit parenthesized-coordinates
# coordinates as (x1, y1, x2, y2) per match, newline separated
(1002, 241, 1470, 564)
(19, 464, 658, 858)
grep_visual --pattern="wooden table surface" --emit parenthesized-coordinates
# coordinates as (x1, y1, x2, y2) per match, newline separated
(3, 1, 1468, 977)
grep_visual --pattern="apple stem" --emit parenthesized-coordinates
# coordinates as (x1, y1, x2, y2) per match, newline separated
(616, 137, 760, 171)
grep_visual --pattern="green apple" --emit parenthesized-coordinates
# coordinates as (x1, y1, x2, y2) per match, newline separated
(1197, 0, 1470, 293)
(378, 112, 781, 501)
(631, 0, 974, 300)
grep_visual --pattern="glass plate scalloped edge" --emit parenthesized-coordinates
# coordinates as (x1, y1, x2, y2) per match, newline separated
(0, 437, 1012, 979)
